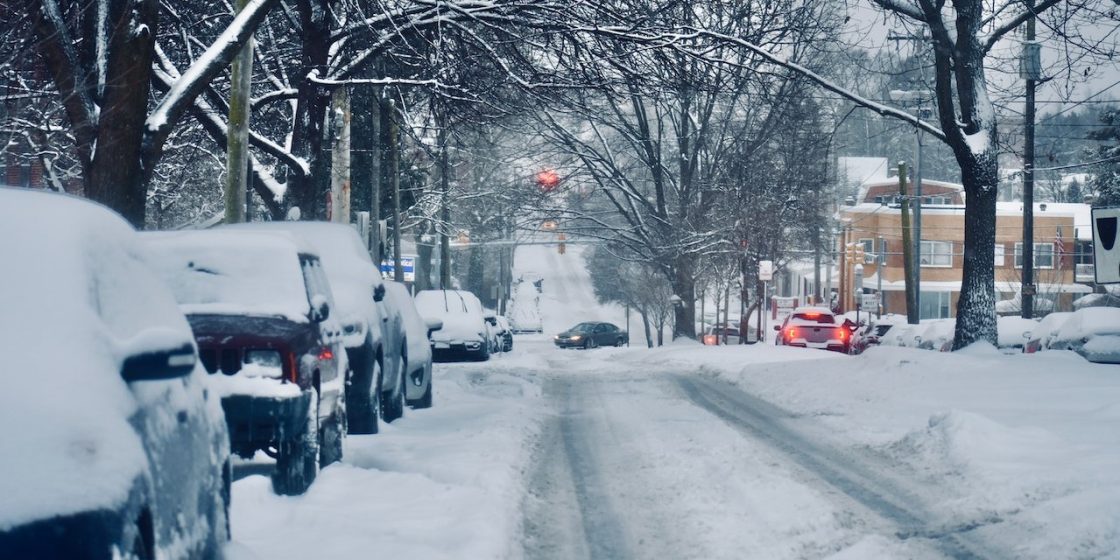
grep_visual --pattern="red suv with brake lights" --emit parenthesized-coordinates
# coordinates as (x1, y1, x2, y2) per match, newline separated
(774, 307, 851, 354)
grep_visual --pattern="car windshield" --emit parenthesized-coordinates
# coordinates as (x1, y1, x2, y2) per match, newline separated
(569, 322, 598, 333)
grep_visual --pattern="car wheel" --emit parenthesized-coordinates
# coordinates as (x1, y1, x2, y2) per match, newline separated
(126, 509, 155, 560)
(381, 355, 406, 423)
(319, 403, 345, 467)
(412, 368, 433, 409)
(615, 338, 624, 347)
(588, 337, 599, 349)
(346, 343, 380, 435)
(272, 392, 320, 496)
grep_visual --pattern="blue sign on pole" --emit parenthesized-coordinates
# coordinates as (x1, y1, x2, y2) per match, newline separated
(380, 255, 416, 282)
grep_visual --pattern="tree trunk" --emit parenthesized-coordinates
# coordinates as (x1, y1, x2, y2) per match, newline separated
(641, 309, 653, 348)
(670, 256, 697, 340)
(952, 153, 999, 349)
(87, 0, 159, 227)
(415, 224, 434, 291)
(288, 0, 331, 220)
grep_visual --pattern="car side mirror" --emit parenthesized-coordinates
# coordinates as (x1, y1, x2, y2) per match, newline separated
(373, 283, 386, 302)
(773, 325, 781, 331)
(120, 331, 196, 382)
(425, 318, 443, 338)
(1023, 331, 1033, 340)
(310, 294, 331, 322)
(486, 317, 497, 326)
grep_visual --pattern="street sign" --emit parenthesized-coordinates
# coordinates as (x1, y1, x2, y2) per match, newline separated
(380, 255, 417, 282)
(861, 293, 879, 310)
(1092, 207, 1120, 284)
(758, 260, 774, 281)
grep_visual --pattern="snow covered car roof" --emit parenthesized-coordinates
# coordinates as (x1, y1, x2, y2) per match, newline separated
(222, 222, 383, 343)
(0, 189, 193, 529)
(143, 230, 316, 323)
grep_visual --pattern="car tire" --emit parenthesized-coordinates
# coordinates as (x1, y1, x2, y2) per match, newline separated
(272, 392, 320, 496)
(126, 509, 155, 560)
(319, 404, 345, 467)
(615, 338, 624, 347)
(382, 354, 406, 423)
(410, 368, 433, 409)
(346, 343, 380, 435)
(587, 338, 599, 349)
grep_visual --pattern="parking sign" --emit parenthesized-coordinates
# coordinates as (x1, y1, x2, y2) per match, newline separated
(1092, 207, 1120, 284)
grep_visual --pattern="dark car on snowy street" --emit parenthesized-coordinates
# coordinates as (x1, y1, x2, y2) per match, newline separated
(554, 322, 628, 349)
(0, 188, 231, 559)
(145, 230, 348, 496)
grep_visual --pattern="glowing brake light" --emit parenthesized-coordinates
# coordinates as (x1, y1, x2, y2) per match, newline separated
(786, 328, 798, 340)
(836, 328, 848, 341)
(804, 312, 820, 318)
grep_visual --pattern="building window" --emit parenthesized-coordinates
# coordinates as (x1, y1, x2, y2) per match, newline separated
(920, 240, 953, 267)
(919, 291, 953, 319)
(1014, 242, 1054, 269)
(994, 244, 1005, 267)
(924, 196, 951, 205)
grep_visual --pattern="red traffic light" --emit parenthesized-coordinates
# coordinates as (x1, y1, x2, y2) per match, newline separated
(536, 169, 560, 192)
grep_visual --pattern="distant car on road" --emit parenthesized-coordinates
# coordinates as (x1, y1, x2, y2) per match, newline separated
(773, 307, 852, 353)
(0, 189, 230, 559)
(702, 325, 741, 345)
(555, 322, 628, 349)
(495, 315, 514, 352)
(145, 230, 348, 496)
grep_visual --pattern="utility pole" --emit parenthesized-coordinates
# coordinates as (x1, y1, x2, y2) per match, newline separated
(900, 162, 918, 324)
(224, 0, 252, 224)
(1021, 0, 1040, 319)
(330, 87, 351, 224)
(878, 235, 885, 317)
(388, 98, 403, 282)
(438, 110, 452, 289)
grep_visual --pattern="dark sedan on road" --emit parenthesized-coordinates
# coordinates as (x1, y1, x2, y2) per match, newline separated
(555, 322, 628, 349)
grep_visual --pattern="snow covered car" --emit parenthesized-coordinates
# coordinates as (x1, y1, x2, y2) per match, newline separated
(145, 230, 347, 496)
(773, 307, 852, 353)
(224, 222, 396, 432)
(508, 281, 544, 333)
(0, 189, 230, 559)
(382, 282, 443, 408)
(1048, 307, 1120, 364)
(415, 290, 495, 361)
(1023, 312, 1073, 353)
(495, 315, 514, 352)
(997, 316, 1039, 354)
(554, 322, 629, 349)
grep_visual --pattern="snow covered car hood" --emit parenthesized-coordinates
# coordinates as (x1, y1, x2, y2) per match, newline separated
(428, 312, 487, 343)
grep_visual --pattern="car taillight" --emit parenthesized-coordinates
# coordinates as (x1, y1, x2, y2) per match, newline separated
(287, 352, 299, 384)
(786, 328, 798, 340)
(836, 328, 848, 341)
(319, 348, 334, 361)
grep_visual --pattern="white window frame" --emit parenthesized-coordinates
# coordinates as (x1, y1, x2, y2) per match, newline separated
(920, 240, 953, 268)
(1014, 242, 1055, 269)
(994, 244, 1005, 267)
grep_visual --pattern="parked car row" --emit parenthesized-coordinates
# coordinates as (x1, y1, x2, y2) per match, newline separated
(856, 308, 1120, 364)
(0, 189, 446, 558)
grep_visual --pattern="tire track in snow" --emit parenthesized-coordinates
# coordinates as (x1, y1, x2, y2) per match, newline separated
(522, 377, 632, 559)
(678, 375, 1007, 560)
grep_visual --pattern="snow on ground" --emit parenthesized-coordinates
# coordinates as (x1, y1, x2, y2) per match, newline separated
(227, 352, 546, 560)
(613, 342, 1120, 558)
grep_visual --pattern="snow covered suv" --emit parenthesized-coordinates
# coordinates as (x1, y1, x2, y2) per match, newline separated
(145, 230, 347, 496)
(0, 189, 230, 559)
(774, 307, 852, 353)
(224, 222, 397, 433)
